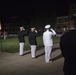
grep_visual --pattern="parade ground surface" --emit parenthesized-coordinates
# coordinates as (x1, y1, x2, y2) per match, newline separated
(0, 44, 64, 75)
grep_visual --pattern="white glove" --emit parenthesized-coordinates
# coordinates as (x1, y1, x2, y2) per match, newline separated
(35, 30, 37, 33)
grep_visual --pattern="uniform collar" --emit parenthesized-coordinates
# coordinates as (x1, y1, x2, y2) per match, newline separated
(46, 30, 49, 31)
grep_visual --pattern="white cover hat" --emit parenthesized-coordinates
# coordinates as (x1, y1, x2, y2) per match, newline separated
(45, 24, 51, 29)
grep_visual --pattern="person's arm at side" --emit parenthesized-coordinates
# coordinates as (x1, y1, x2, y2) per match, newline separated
(60, 36, 65, 57)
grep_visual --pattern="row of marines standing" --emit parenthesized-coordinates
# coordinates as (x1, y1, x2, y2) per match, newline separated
(18, 24, 56, 63)
(18, 15, 76, 75)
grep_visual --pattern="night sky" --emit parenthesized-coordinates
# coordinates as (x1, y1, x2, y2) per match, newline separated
(0, 0, 76, 21)
(0, 0, 68, 17)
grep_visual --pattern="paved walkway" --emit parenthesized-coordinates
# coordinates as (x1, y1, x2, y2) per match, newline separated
(0, 44, 64, 75)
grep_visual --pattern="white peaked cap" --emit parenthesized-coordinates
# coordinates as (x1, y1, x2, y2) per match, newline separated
(45, 24, 51, 29)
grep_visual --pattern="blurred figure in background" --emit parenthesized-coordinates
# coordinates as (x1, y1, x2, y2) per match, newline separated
(18, 26, 27, 56)
(43, 24, 56, 63)
(0, 31, 2, 38)
(3, 31, 8, 40)
(60, 16, 76, 75)
(28, 27, 37, 58)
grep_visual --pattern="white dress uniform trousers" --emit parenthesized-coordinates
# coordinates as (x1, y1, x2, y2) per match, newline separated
(19, 43, 24, 55)
(45, 46, 52, 62)
(30, 45, 36, 58)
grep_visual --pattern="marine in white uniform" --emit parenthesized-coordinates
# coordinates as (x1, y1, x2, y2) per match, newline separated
(43, 24, 56, 63)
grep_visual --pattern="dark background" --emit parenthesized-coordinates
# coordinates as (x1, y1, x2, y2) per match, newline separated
(0, 0, 69, 18)
(0, 0, 76, 25)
